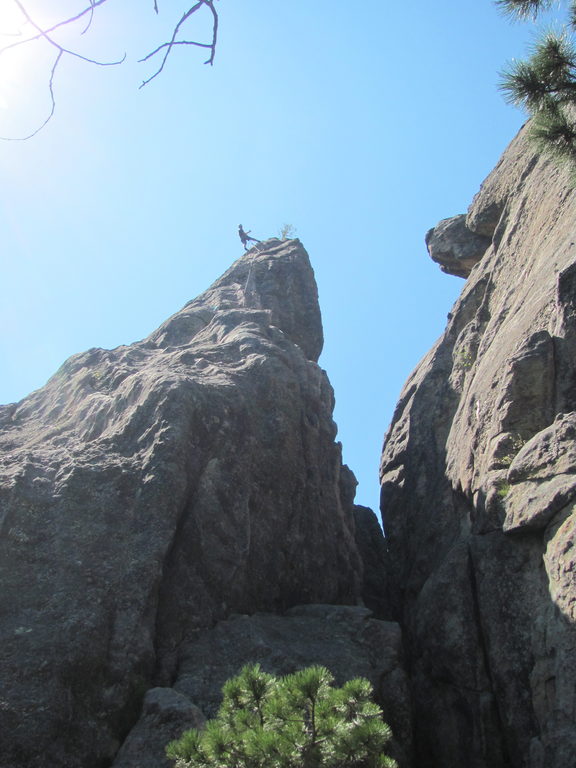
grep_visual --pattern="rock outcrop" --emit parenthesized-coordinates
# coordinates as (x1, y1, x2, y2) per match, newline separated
(380, 126, 576, 767)
(8, 123, 574, 768)
(0, 239, 391, 767)
(113, 605, 412, 768)
(425, 214, 491, 278)
(111, 689, 205, 768)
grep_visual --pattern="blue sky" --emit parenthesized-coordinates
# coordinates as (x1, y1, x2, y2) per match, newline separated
(0, 1, 558, 510)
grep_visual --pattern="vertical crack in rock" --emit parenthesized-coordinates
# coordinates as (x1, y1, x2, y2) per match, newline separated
(466, 540, 511, 767)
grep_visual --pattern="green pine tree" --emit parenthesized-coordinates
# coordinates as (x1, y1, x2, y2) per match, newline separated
(498, 0, 576, 173)
(166, 664, 397, 768)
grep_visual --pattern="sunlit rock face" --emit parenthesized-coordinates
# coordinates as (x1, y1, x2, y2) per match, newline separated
(425, 214, 491, 278)
(0, 239, 369, 767)
(380, 125, 576, 768)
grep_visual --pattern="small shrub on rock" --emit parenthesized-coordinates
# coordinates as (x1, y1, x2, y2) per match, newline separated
(166, 663, 397, 768)
(499, 0, 576, 173)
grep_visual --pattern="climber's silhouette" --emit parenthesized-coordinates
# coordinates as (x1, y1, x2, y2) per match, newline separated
(238, 224, 261, 250)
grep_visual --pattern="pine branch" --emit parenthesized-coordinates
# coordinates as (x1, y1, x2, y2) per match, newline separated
(497, 0, 576, 180)
(495, 0, 555, 21)
(532, 32, 576, 84)
(499, 60, 556, 108)
(499, 32, 576, 110)
(530, 99, 576, 160)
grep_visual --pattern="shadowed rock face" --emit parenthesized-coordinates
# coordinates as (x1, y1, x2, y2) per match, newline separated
(0, 239, 367, 767)
(114, 605, 413, 768)
(381, 126, 576, 767)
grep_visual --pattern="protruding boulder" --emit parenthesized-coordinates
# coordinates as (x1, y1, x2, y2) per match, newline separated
(425, 214, 491, 278)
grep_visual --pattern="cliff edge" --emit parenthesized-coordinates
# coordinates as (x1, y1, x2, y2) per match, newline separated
(380, 125, 576, 767)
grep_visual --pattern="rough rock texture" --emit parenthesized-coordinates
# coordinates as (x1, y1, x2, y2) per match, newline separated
(425, 214, 491, 278)
(353, 505, 390, 618)
(117, 605, 411, 768)
(0, 239, 371, 768)
(380, 125, 576, 767)
(111, 688, 205, 768)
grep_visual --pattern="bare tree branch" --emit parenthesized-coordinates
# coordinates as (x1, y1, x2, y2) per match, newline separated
(139, 39, 213, 64)
(81, 0, 97, 36)
(138, 0, 218, 88)
(0, 49, 62, 141)
(12, 0, 125, 66)
(0, 0, 220, 139)
(0, 0, 110, 55)
(204, 0, 219, 66)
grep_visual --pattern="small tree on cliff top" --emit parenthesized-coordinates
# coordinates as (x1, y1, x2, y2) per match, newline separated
(498, 0, 576, 171)
(166, 664, 397, 768)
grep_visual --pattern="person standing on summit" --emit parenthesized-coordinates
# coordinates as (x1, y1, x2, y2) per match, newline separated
(238, 225, 261, 250)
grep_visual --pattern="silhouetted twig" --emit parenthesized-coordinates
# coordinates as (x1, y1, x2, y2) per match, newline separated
(138, 0, 218, 87)
(6, 50, 60, 141)
(12, 0, 125, 67)
(0, 0, 219, 139)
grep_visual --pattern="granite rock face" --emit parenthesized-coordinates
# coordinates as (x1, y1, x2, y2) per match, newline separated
(111, 688, 205, 768)
(425, 214, 491, 278)
(380, 126, 576, 767)
(113, 605, 411, 768)
(0, 239, 370, 767)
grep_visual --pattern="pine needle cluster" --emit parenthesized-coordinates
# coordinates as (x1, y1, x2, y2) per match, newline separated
(498, 0, 576, 170)
(166, 664, 397, 768)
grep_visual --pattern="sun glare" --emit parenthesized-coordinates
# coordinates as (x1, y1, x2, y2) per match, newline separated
(0, 2, 29, 111)
(0, 1, 62, 116)
(0, 1, 27, 37)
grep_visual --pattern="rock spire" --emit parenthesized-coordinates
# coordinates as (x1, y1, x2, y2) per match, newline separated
(0, 239, 372, 767)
